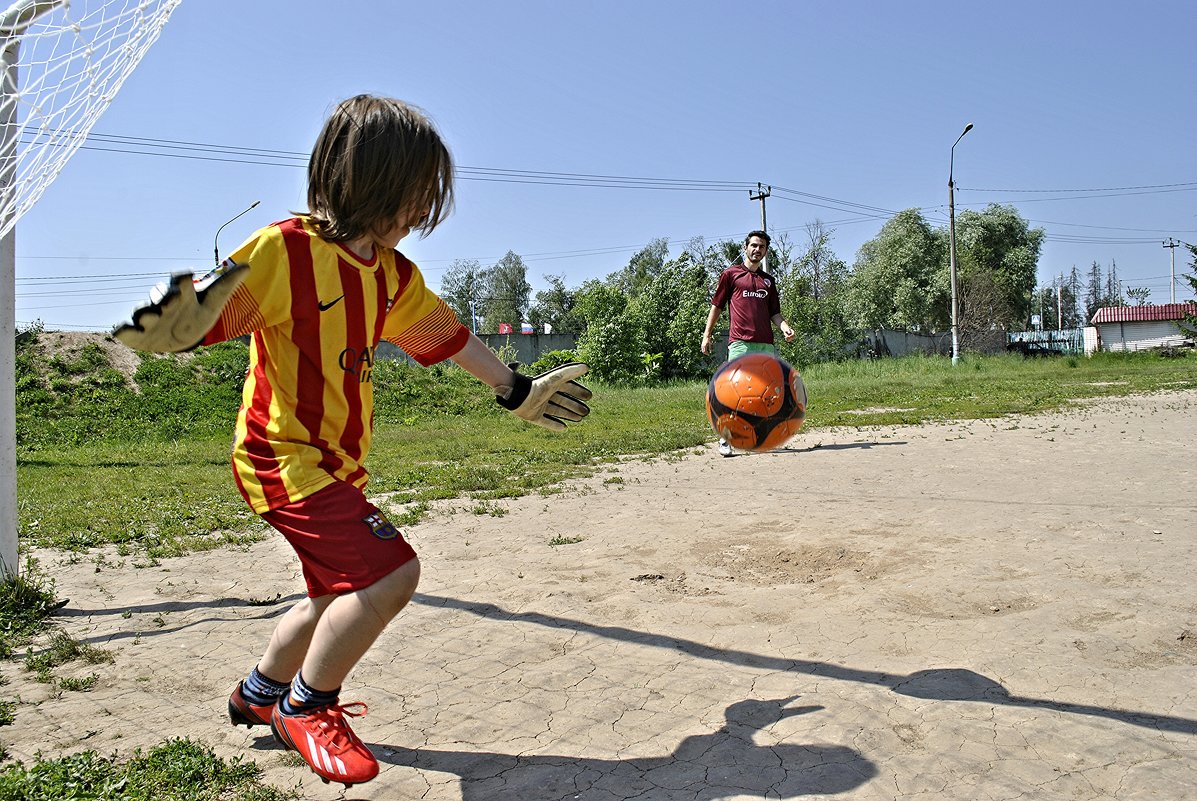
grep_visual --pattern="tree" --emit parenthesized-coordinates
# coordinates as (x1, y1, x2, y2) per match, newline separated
(1084, 260, 1123, 322)
(610, 238, 670, 300)
(716, 238, 742, 268)
(1064, 266, 1084, 327)
(1084, 260, 1104, 321)
(957, 271, 1011, 351)
(527, 274, 582, 334)
(952, 203, 1044, 329)
(779, 221, 856, 365)
(847, 209, 947, 332)
(626, 251, 715, 380)
(439, 259, 484, 332)
(1125, 287, 1151, 306)
(1104, 259, 1122, 307)
(479, 251, 531, 333)
(664, 254, 721, 379)
(574, 280, 641, 383)
(1032, 272, 1084, 330)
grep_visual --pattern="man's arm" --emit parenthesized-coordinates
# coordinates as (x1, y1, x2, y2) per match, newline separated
(771, 313, 795, 342)
(701, 304, 723, 355)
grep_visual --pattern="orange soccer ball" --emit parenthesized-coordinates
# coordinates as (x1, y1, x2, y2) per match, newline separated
(706, 353, 807, 452)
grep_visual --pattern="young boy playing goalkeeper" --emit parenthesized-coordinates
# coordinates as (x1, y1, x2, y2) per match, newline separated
(114, 95, 591, 788)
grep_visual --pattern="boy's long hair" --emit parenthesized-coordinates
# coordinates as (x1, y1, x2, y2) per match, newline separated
(307, 95, 454, 243)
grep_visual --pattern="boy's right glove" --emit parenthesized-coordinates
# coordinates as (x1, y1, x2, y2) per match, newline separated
(112, 261, 247, 353)
(496, 362, 592, 431)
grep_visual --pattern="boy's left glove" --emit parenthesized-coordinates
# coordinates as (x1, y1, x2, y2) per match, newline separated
(112, 262, 247, 352)
(497, 362, 592, 431)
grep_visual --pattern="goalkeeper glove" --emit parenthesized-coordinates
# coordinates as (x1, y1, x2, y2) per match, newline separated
(496, 362, 592, 431)
(113, 261, 247, 352)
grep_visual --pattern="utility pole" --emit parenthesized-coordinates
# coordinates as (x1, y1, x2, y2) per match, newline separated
(748, 183, 770, 271)
(948, 123, 974, 366)
(1057, 283, 1063, 330)
(748, 182, 770, 231)
(1163, 238, 1179, 304)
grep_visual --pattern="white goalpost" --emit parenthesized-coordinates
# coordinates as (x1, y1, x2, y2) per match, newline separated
(0, 0, 181, 578)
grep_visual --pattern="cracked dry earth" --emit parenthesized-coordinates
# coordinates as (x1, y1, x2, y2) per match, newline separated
(7, 390, 1197, 800)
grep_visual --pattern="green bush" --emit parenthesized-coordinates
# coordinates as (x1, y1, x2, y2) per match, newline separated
(527, 349, 578, 374)
(372, 359, 500, 423)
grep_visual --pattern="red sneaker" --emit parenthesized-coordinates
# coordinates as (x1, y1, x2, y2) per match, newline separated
(227, 681, 276, 728)
(270, 700, 379, 787)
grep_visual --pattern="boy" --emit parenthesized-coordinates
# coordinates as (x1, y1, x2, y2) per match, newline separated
(114, 94, 591, 787)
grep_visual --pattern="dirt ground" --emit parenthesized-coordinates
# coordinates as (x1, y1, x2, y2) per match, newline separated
(6, 389, 1196, 800)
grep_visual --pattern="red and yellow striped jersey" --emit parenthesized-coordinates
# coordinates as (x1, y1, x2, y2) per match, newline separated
(202, 217, 470, 513)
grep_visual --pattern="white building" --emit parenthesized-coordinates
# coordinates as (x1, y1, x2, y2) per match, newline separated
(1085, 303, 1196, 355)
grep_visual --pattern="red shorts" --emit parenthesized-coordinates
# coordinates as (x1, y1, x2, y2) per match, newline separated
(261, 481, 417, 598)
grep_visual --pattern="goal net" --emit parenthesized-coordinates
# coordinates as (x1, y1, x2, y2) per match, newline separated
(0, 0, 181, 238)
(1, 0, 180, 578)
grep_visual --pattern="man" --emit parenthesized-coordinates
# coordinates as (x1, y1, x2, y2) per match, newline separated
(700, 230, 796, 456)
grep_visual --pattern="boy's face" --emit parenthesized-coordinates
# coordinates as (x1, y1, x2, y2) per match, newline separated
(374, 197, 434, 249)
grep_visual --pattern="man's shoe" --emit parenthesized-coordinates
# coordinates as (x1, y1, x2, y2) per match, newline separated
(271, 700, 379, 787)
(228, 681, 276, 728)
(718, 440, 734, 457)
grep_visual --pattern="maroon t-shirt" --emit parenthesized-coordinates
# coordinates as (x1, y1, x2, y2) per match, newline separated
(710, 264, 781, 344)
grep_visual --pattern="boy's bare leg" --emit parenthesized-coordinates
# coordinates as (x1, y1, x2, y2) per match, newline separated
(298, 558, 421, 693)
(256, 594, 336, 683)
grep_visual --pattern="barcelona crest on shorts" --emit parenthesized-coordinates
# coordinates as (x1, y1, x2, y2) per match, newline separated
(363, 510, 400, 541)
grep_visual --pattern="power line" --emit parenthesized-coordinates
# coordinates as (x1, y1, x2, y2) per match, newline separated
(771, 185, 899, 217)
(30, 130, 759, 192)
(959, 181, 1197, 193)
(16, 129, 1197, 311)
(40, 128, 1197, 240)
(957, 186, 1197, 203)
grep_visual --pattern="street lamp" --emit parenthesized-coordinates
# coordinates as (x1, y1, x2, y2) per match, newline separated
(948, 122, 973, 366)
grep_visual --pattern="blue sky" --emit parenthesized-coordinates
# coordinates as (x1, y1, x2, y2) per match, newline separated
(13, 0, 1197, 330)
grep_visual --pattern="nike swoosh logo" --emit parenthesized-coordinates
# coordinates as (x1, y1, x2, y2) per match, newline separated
(318, 295, 344, 312)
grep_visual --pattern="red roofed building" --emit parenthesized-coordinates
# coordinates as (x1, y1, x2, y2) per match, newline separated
(1086, 303, 1196, 353)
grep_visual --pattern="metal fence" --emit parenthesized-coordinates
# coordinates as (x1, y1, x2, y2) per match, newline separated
(1006, 328, 1084, 356)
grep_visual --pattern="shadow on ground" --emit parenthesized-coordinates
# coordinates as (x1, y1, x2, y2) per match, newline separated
(369, 696, 876, 801)
(414, 592, 1197, 736)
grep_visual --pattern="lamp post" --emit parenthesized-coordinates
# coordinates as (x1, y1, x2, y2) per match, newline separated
(948, 122, 972, 366)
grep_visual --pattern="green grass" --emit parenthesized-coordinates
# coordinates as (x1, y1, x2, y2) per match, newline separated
(24, 631, 114, 685)
(0, 562, 60, 659)
(17, 438, 265, 557)
(15, 342, 1197, 557)
(802, 350, 1197, 427)
(0, 738, 295, 801)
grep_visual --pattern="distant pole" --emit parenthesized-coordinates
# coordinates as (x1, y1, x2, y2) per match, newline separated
(1056, 283, 1063, 330)
(1163, 238, 1179, 304)
(749, 182, 770, 231)
(742, 183, 770, 270)
(948, 123, 973, 366)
